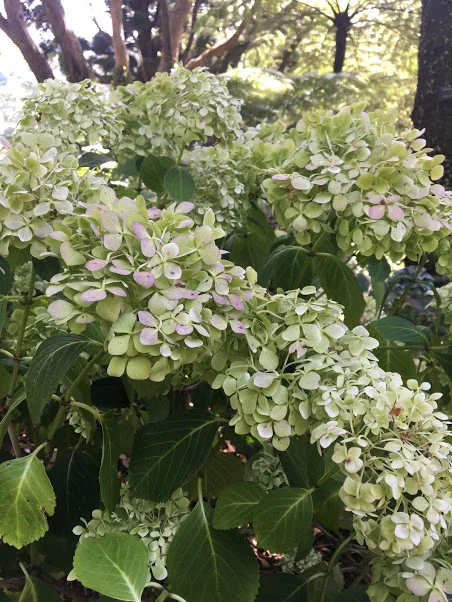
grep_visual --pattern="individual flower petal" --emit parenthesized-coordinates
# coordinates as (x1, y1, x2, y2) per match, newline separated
(133, 271, 156, 288)
(81, 289, 107, 302)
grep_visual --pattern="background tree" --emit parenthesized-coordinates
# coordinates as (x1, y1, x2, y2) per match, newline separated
(412, 0, 452, 183)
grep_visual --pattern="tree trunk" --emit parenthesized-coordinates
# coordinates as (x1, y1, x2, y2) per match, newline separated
(111, 0, 129, 84)
(412, 0, 452, 183)
(278, 39, 300, 73)
(0, 0, 54, 82)
(130, 0, 159, 80)
(185, 18, 247, 70)
(41, 0, 91, 82)
(158, 0, 173, 72)
(158, 0, 192, 71)
(333, 12, 350, 73)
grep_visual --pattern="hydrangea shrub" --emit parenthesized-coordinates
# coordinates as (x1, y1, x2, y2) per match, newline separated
(0, 67, 452, 602)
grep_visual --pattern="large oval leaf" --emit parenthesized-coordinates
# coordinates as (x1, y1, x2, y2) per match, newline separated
(163, 165, 195, 202)
(140, 154, 175, 194)
(373, 346, 417, 382)
(371, 316, 428, 344)
(26, 334, 96, 425)
(254, 487, 313, 553)
(0, 451, 56, 548)
(314, 255, 365, 327)
(259, 245, 313, 291)
(167, 501, 259, 602)
(213, 481, 266, 530)
(73, 532, 148, 602)
(129, 412, 218, 501)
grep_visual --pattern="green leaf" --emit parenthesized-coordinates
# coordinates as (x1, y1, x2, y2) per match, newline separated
(167, 500, 259, 602)
(213, 481, 266, 530)
(254, 487, 313, 553)
(25, 334, 95, 425)
(32, 256, 61, 281)
(280, 436, 325, 489)
(91, 377, 130, 409)
(49, 445, 100, 535)
(373, 347, 417, 382)
(99, 412, 121, 513)
(197, 450, 244, 498)
(229, 206, 276, 271)
(0, 297, 7, 334)
(314, 255, 365, 328)
(129, 411, 218, 501)
(435, 351, 452, 381)
(335, 587, 370, 602)
(368, 256, 390, 310)
(0, 448, 56, 548)
(73, 532, 148, 602)
(259, 245, 313, 291)
(7, 247, 31, 269)
(140, 154, 175, 194)
(255, 573, 309, 602)
(313, 478, 344, 531)
(79, 152, 114, 168)
(0, 388, 26, 447)
(0, 257, 13, 295)
(371, 316, 428, 344)
(163, 165, 196, 202)
(18, 564, 60, 602)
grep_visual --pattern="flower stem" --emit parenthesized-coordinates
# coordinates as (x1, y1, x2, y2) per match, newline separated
(319, 533, 354, 602)
(63, 348, 105, 404)
(389, 258, 427, 316)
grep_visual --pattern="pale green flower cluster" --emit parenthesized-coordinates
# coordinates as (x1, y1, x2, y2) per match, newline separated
(15, 79, 123, 153)
(263, 105, 452, 272)
(280, 548, 322, 574)
(438, 282, 452, 334)
(0, 131, 102, 258)
(45, 194, 254, 381)
(6, 304, 64, 356)
(114, 66, 243, 158)
(369, 555, 452, 602)
(73, 483, 190, 581)
(66, 407, 92, 440)
(245, 450, 288, 491)
(180, 144, 253, 231)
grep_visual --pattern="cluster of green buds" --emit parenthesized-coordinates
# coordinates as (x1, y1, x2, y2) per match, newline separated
(280, 548, 322, 574)
(244, 449, 288, 491)
(264, 105, 452, 273)
(66, 407, 92, 440)
(0, 131, 102, 258)
(73, 483, 190, 581)
(180, 144, 254, 232)
(369, 555, 452, 602)
(438, 282, 452, 335)
(45, 194, 255, 381)
(15, 79, 123, 153)
(114, 66, 243, 159)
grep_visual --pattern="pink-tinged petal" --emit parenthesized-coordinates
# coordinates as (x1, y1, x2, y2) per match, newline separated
(188, 308, 202, 323)
(141, 238, 156, 258)
(387, 204, 405, 221)
(162, 287, 186, 300)
(176, 202, 194, 214)
(230, 320, 247, 334)
(18, 226, 32, 242)
(138, 311, 157, 327)
(386, 195, 401, 203)
(160, 344, 171, 357)
(312, 177, 328, 185)
(176, 218, 194, 229)
(100, 210, 121, 232)
(368, 205, 386, 219)
(109, 267, 133, 275)
(162, 242, 179, 259)
(81, 289, 107, 302)
(242, 290, 254, 301)
(164, 262, 182, 280)
(176, 323, 193, 335)
(194, 324, 209, 337)
(86, 259, 108, 271)
(106, 286, 127, 297)
(272, 174, 290, 181)
(212, 292, 227, 305)
(440, 219, 452, 230)
(133, 271, 155, 288)
(229, 294, 244, 311)
(140, 327, 158, 345)
(148, 208, 162, 219)
(132, 221, 149, 240)
(182, 289, 199, 299)
(104, 233, 122, 251)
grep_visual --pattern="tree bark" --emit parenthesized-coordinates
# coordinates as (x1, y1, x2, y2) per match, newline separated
(333, 11, 350, 73)
(185, 18, 247, 70)
(130, 0, 159, 81)
(158, 0, 193, 71)
(41, 0, 91, 82)
(412, 0, 452, 183)
(111, 0, 129, 81)
(0, 0, 54, 82)
(181, 0, 202, 63)
(158, 0, 173, 72)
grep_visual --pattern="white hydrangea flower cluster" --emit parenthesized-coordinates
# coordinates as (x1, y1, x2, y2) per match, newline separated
(244, 451, 288, 491)
(263, 105, 452, 272)
(280, 548, 322, 574)
(209, 285, 380, 451)
(45, 194, 254, 382)
(0, 131, 103, 258)
(368, 555, 452, 602)
(438, 282, 452, 334)
(6, 304, 64, 356)
(15, 79, 123, 153)
(180, 144, 254, 231)
(114, 66, 243, 158)
(73, 483, 190, 581)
